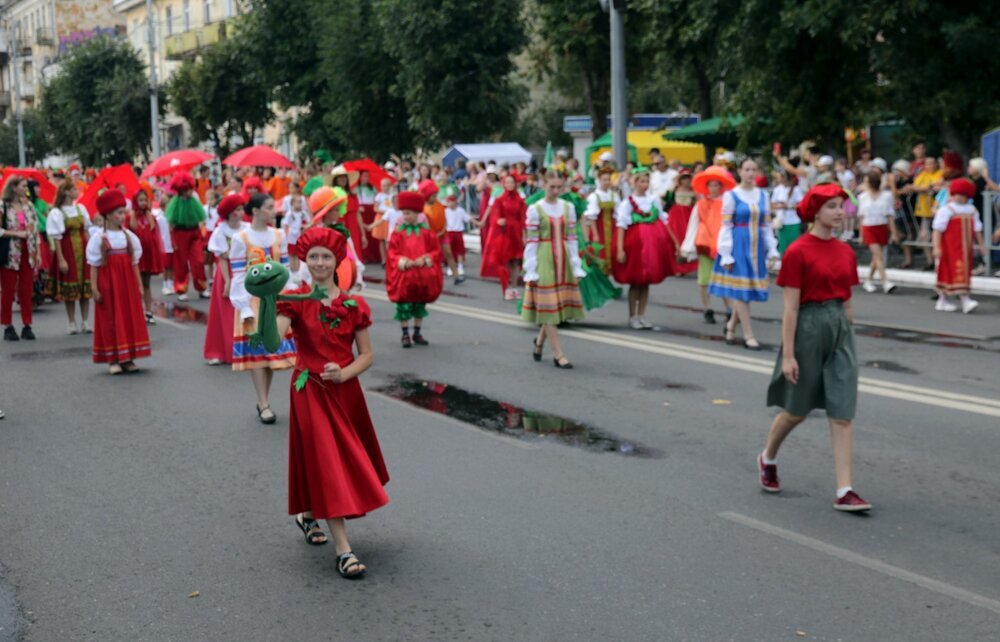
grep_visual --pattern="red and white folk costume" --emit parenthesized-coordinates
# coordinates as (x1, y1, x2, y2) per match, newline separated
(612, 193, 673, 286)
(203, 194, 247, 364)
(933, 178, 984, 313)
(583, 185, 620, 274)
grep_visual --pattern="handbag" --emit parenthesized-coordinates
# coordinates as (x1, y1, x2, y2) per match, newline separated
(0, 202, 10, 266)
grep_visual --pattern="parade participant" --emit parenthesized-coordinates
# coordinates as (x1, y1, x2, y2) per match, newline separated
(709, 158, 779, 350)
(760, 183, 870, 512)
(154, 190, 175, 296)
(769, 171, 804, 256)
(370, 178, 394, 265)
(583, 165, 621, 275)
(933, 178, 985, 314)
(204, 189, 220, 232)
(356, 171, 381, 264)
(281, 185, 309, 275)
(87, 189, 150, 374)
(682, 167, 736, 325)
(613, 166, 673, 330)
(47, 178, 93, 334)
(204, 194, 247, 365)
(270, 226, 388, 578)
(480, 175, 525, 298)
(331, 165, 367, 260)
(857, 173, 898, 294)
(126, 185, 165, 324)
(28, 179, 51, 280)
(310, 186, 364, 290)
(443, 191, 471, 280)
(478, 165, 501, 278)
(664, 170, 697, 276)
(229, 193, 296, 424)
(522, 171, 586, 368)
(387, 191, 443, 348)
(195, 167, 211, 203)
(166, 172, 209, 301)
(1, 176, 40, 341)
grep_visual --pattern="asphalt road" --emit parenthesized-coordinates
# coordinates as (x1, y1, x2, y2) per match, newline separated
(2, 256, 999, 641)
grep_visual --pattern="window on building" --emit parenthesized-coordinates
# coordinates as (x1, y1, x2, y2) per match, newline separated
(165, 6, 173, 36)
(183, 0, 191, 31)
(224, 0, 234, 18)
(204, 0, 211, 24)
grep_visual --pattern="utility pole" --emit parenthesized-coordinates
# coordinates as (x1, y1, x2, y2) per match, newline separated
(608, 0, 627, 169)
(9, 21, 26, 166)
(146, 0, 161, 158)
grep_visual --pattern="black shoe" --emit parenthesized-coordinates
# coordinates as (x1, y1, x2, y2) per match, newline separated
(532, 339, 543, 362)
(553, 356, 574, 369)
(703, 309, 716, 325)
(20, 326, 35, 340)
(454, 276, 466, 285)
(922, 264, 935, 272)
(412, 333, 429, 346)
(3, 326, 18, 341)
(401, 335, 412, 348)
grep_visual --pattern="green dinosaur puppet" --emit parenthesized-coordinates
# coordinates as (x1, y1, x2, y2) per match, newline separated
(244, 260, 327, 353)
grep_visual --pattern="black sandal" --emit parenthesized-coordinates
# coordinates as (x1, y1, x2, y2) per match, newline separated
(532, 339, 543, 362)
(295, 515, 328, 546)
(337, 551, 367, 579)
(553, 355, 574, 369)
(257, 404, 277, 424)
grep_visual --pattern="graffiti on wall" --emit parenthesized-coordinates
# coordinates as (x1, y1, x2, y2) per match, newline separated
(58, 26, 126, 55)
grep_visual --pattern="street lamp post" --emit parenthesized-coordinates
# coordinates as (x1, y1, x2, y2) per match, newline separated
(146, 0, 161, 158)
(602, 0, 628, 169)
(8, 23, 26, 166)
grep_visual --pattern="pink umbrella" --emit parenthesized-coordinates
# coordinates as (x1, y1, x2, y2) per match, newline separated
(141, 149, 215, 179)
(223, 145, 294, 169)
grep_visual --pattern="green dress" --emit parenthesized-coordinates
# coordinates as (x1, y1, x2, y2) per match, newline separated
(519, 201, 585, 325)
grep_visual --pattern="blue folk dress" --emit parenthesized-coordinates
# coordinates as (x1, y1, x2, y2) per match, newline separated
(708, 188, 773, 302)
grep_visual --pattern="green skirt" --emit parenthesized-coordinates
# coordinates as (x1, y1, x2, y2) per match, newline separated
(578, 257, 622, 311)
(777, 223, 803, 256)
(766, 300, 858, 420)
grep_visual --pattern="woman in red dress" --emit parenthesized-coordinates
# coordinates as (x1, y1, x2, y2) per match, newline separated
(86, 189, 151, 374)
(126, 184, 165, 324)
(665, 171, 697, 276)
(480, 175, 527, 299)
(275, 226, 389, 579)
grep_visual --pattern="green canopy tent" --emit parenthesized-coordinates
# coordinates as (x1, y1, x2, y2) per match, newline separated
(661, 115, 747, 149)
(583, 131, 638, 176)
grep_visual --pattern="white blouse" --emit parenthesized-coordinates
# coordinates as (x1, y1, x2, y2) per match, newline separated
(154, 209, 173, 253)
(614, 193, 667, 229)
(717, 187, 778, 266)
(932, 203, 983, 233)
(584, 189, 621, 220)
(857, 190, 895, 227)
(47, 204, 90, 240)
(85, 229, 143, 266)
(207, 221, 248, 256)
(228, 227, 289, 320)
(522, 199, 585, 283)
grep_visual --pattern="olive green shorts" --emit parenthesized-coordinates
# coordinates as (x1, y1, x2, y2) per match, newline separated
(766, 300, 858, 420)
(697, 255, 714, 286)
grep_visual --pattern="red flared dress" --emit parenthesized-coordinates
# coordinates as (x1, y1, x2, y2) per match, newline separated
(934, 205, 979, 296)
(612, 195, 674, 286)
(343, 193, 365, 262)
(666, 194, 697, 276)
(88, 231, 151, 363)
(481, 191, 525, 279)
(277, 290, 389, 519)
(127, 209, 165, 275)
(386, 224, 444, 304)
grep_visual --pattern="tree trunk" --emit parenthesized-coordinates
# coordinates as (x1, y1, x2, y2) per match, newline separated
(938, 118, 970, 160)
(582, 70, 606, 137)
(691, 56, 714, 120)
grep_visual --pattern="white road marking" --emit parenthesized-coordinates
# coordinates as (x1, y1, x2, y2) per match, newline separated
(363, 289, 1000, 418)
(718, 511, 1000, 616)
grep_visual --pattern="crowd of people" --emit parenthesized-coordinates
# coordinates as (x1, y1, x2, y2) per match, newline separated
(1, 140, 996, 577)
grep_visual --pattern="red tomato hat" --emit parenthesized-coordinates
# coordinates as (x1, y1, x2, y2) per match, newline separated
(796, 183, 848, 223)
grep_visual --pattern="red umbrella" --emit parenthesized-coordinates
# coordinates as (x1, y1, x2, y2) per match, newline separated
(78, 164, 142, 215)
(140, 149, 214, 179)
(1, 168, 57, 203)
(222, 145, 294, 169)
(342, 158, 396, 188)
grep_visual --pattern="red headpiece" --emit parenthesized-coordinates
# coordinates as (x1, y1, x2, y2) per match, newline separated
(948, 178, 976, 199)
(217, 193, 247, 219)
(796, 183, 848, 223)
(295, 226, 348, 263)
(417, 179, 439, 200)
(96, 189, 127, 216)
(169, 171, 196, 194)
(397, 191, 426, 212)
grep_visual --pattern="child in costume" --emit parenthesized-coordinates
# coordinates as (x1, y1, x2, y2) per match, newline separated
(419, 179, 460, 284)
(166, 172, 208, 301)
(933, 178, 985, 314)
(681, 165, 736, 324)
(583, 166, 621, 275)
(613, 166, 673, 330)
(87, 190, 151, 374)
(154, 190, 175, 296)
(127, 185, 166, 325)
(709, 158, 779, 350)
(769, 170, 805, 256)
(47, 178, 93, 334)
(370, 178, 395, 266)
(309, 186, 363, 291)
(522, 171, 586, 368)
(760, 183, 870, 512)
(479, 175, 525, 297)
(229, 193, 296, 424)
(270, 226, 388, 579)
(387, 191, 444, 348)
(356, 171, 382, 264)
(204, 194, 247, 365)
(281, 187, 310, 275)
(664, 170, 697, 276)
(443, 191, 471, 279)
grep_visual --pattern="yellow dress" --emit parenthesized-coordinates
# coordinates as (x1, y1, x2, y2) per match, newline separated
(913, 169, 943, 219)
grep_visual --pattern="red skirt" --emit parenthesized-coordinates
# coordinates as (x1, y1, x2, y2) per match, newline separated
(92, 252, 151, 363)
(666, 204, 697, 275)
(612, 221, 674, 286)
(288, 375, 389, 519)
(447, 231, 466, 258)
(862, 224, 890, 246)
(134, 221, 165, 275)
(936, 216, 974, 295)
(359, 204, 382, 264)
(203, 258, 235, 363)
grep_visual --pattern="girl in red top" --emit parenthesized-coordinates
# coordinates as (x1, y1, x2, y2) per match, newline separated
(386, 191, 444, 348)
(759, 183, 871, 513)
(127, 184, 165, 324)
(275, 226, 388, 579)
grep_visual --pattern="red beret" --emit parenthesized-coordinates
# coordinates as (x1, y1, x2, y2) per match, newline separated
(796, 183, 848, 223)
(949, 177, 976, 199)
(754, 175, 769, 188)
(243, 176, 264, 191)
(397, 191, 426, 212)
(96, 188, 127, 216)
(417, 179, 439, 200)
(295, 226, 347, 263)
(217, 193, 246, 218)
(169, 171, 196, 194)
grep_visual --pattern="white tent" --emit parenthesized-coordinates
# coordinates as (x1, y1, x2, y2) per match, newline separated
(442, 142, 532, 168)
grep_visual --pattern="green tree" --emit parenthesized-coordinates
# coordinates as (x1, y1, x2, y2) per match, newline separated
(0, 110, 54, 165)
(40, 37, 160, 165)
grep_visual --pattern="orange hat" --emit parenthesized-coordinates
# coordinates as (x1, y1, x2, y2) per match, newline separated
(949, 177, 976, 199)
(691, 165, 736, 196)
(295, 226, 347, 263)
(796, 183, 847, 223)
(217, 193, 246, 218)
(398, 191, 426, 212)
(309, 186, 348, 218)
(96, 189, 127, 216)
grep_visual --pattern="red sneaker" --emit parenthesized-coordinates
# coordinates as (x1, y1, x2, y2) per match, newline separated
(833, 490, 872, 512)
(758, 454, 780, 493)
